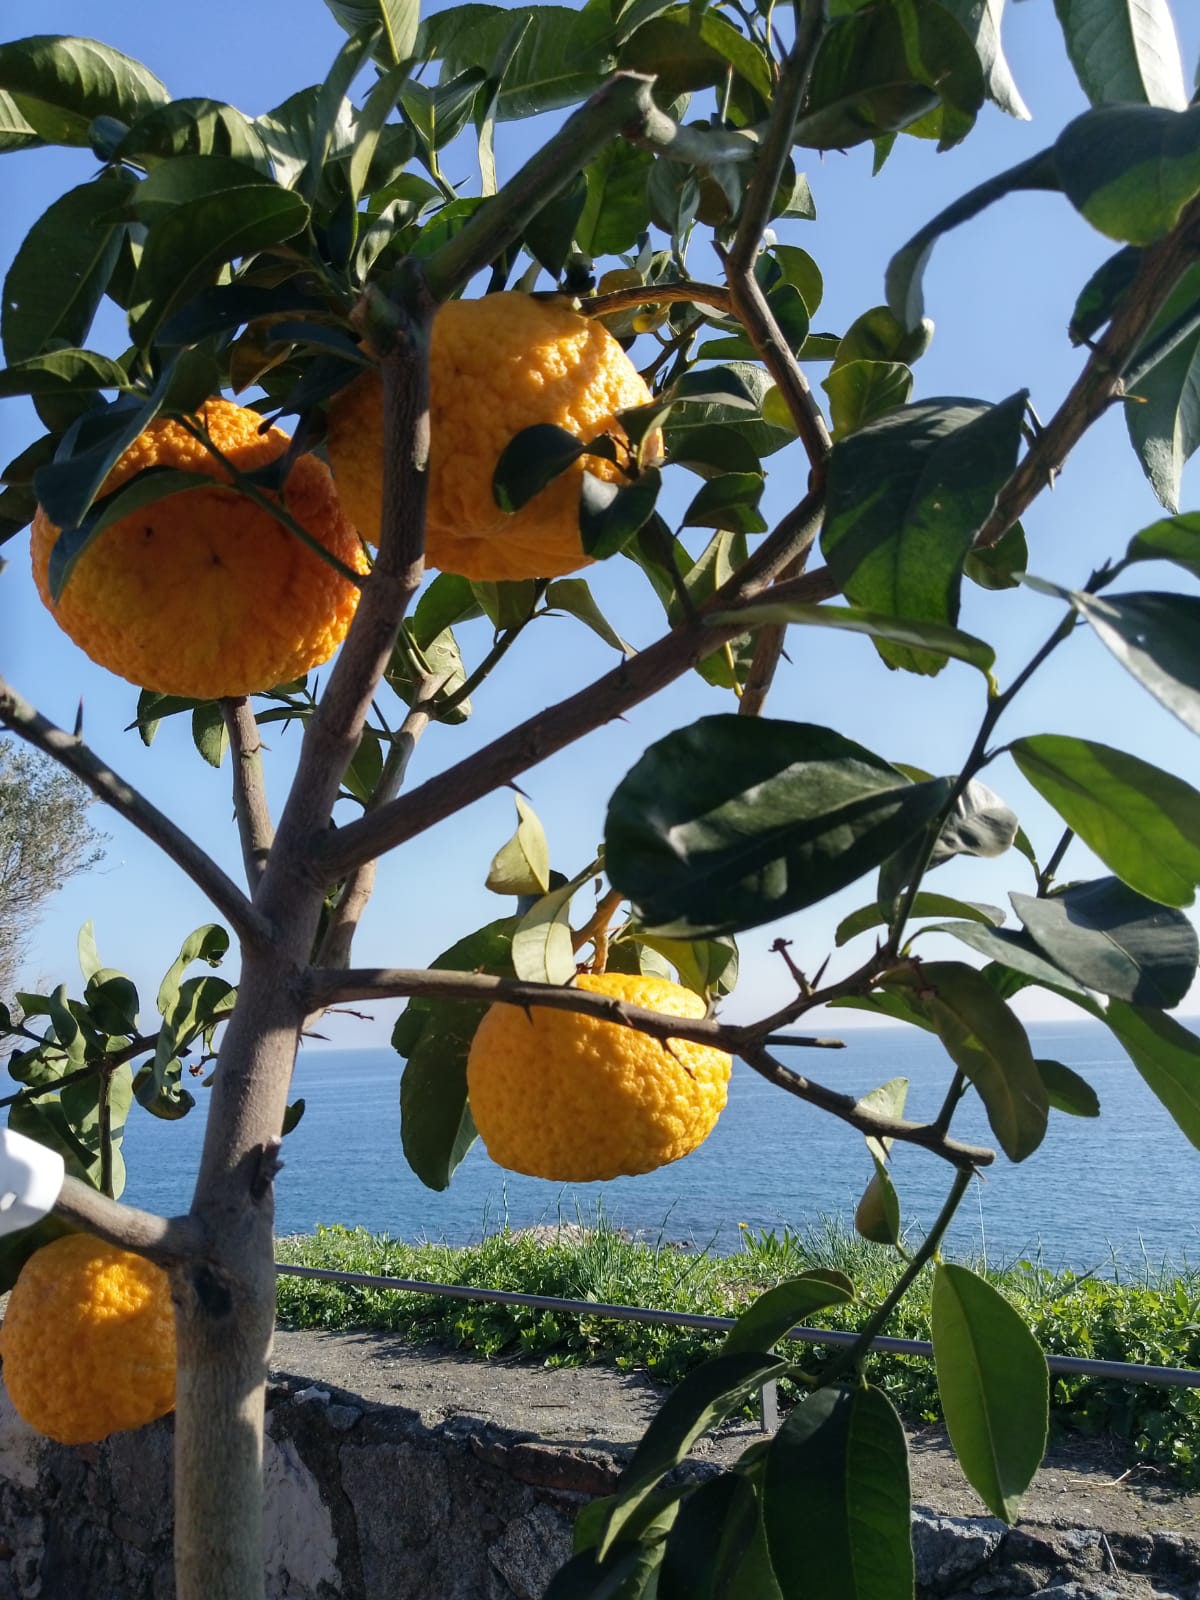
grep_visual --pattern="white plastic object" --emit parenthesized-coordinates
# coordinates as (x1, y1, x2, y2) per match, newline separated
(0, 1128, 65, 1237)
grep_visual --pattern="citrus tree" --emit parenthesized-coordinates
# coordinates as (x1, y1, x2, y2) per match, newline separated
(2, 1, 1200, 1596)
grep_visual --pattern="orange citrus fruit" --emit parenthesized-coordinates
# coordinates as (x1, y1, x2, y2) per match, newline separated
(325, 293, 654, 582)
(466, 972, 732, 1181)
(31, 399, 368, 699)
(0, 1232, 176, 1444)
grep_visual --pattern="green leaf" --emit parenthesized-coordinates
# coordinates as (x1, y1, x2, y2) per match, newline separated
(605, 714, 954, 938)
(1068, 590, 1200, 735)
(963, 521, 1028, 590)
(682, 473, 766, 536)
(822, 359, 913, 438)
(659, 1475, 757, 1600)
(1104, 1000, 1200, 1147)
(45, 466, 214, 599)
(900, 961, 1047, 1161)
(1069, 245, 1143, 344)
(628, 933, 739, 1000)
(0, 35, 168, 146)
(855, 1154, 902, 1245)
(600, 1351, 790, 1557)
(2, 172, 132, 364)
(939, 0, 1029, 119)
(157, 925, 229, 1020)
(820, 393, 1028, 673)
(711, 600, 996, 677)
(395, 918, 517, 1190)
(493, 423, 585, 511)
(487, 795, 551, 896)
(832, 305, 935, 372)
(662, 361, 793, 460)
(130, 152, 280, 222)
(114, 97, 274, 171)
(763, 1385, 913, 1600)
(722, 1272, 854, 1357)
(1126, 512, 1200, 578)
(618, 8, 769, 102)
(0, 348, 127, 403)
(523, 172, 587, 274)
(927, 920, 1093, 998)
(1012, 877, 1198, 1007)
(579, 468, 661, 560)
(256, 84, 355, 190)
(1055, 103, 1200, 245)
(931, 1263, 1048, 1523)
(432, 5, 616, 120)
(578, 141, 655, 257)
(1125, 266, 1200, 512)
(342, 726, 383, 803)
(127, 181, 310, 346)
(1053, 0, 1188, 110)
(1037, 1058, 1100, 1118)
(323, 0, 421, 65)
(0, 89, 41, 152)
(1011, 734, 1200, 908)
(836, 892, 1003, 946)
(512, 877, 578, 984)
(543, 579, 633, 655)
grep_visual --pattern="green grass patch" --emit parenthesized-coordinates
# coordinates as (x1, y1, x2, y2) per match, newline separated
(274, 1218, 1200, 1482)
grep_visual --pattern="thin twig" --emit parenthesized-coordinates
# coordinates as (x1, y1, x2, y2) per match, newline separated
(579, 281, 733, 320)
(222, 698, 274, 891)
(571, 887, 624, 955)
(0, 676, 273, 951)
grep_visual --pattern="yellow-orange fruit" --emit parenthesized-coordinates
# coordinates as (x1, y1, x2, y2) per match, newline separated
(0, 1233, 175, 1445)
(325, 293, 654, 582)
(466, 972, 732, 1181)
(31, 399, 368, 699)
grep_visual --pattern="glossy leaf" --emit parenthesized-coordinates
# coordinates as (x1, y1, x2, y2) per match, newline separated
(683, 472, 766, 536)
(0, 35, 168, 145)
(0, 348, 127, 402)
(1069, 244, 1143, 344)
(1104, 1000, 1200, 1148)
(606, 715, 954, 938)
(1055, 103, 1200, 245)
(822, 359, 913, 438)
(836, 892, 1003, 946)
(821, 393, 1027, 673)
(1011, 734, 1200, 907)
(658, 1475, 757, 1600)
(832, 305, 934, 372)
(710, 600, 996, 676)
(486, 795, 551, 896)
(394, 918, 517, 1191)
(619, 8, 769, 101)
(191, 704, 229, 769)
(928, 920, 1092, 998)
(493, 423, 585, 511)
(1126, 512, 1200, 578)
(906, 961, 1048, 1160)
(662, 361, 794, 460)
(600, 1351, 791, 1557)
(1053, 0, 1188, 110)
(0, 89, 41, 152)
(115, 97, 274, 171)
(1012, 878, 1198, 1007)
(1037, 1058, 1101, 1118)
(1069, 590, 1200, 735)
(931, 1263, 1048, 1523)
(1125, 265, 1200, 511)
(578, 468, 661, 560)
(722, 1271, 854, 1357)
(323, 0, 421, 64)
(763, 1384, 913, 1600)
(578, 141, 655, 257)
(433, 5, 616, 119)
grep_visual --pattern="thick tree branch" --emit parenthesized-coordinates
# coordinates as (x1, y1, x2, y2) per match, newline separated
(53, 1175, 205, 1265)
(221, 698, 273, 891)
(975, 194, 1200, 549)
(0, 677, 273, 951)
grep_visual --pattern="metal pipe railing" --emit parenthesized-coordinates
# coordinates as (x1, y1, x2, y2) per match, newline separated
(275, 1262, 1200, 1389)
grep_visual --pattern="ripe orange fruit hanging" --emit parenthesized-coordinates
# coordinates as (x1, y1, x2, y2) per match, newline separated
(466, 972, 732, 1181)
(31, 399, 368, 700)
(325, 293, 655, 582)
(0, 1232, 176, 1445)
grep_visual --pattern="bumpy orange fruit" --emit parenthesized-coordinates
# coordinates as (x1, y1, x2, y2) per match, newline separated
(0, 1233, 176, 1445)
(31, 399, 368, 699)
(325, 293, 654, 582)
(466, 972, 732, 1182)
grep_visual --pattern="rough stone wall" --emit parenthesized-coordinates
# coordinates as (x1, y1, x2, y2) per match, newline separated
(1, 1371, 1199, 1599)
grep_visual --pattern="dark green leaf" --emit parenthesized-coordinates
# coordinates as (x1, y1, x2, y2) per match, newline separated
(0, 35, 168, 145)
(1011, 734, 1200, 907)
(471, 577, 541, 630)
(618, 8, 769, 102)
(794, 3, 945, 150)
(822, 359, 913, 438)
(130, 153, 279, 223)
(600, 1351, 790, 1556)
(659, 1475, 757, 1600)
(963, 521, 1028, 590)
(927, 920, 1092, 998)
(662, 362, 793, 460)
(281, 1099, 306, 1136)
(1069, 590, 1200, 735)
(2, 172, 132, 364)
(579, 468, 661, 560)
(1053, 0, 1188, 110)
(1104, 1000, 1200, 1147)
(1126, 512, 1200, 578)
(543, 579, 632, 654)
(395, 919, 516, 1190)
(820, 393, 1028, 673)
(1125, 265, 1200, 511)
(1055, 103, 1200, 245)
(323, 0, 421, 65)
(939, 0, 1029, 119)
(0, 89, 41, 152)
(412, 571, 483, 640)
(832, 305, 934, 372)
(578, 141, 655, 258)
(434, 6, 616, 120)
(1037, 1058, 1100, 1118)
(606, 714, 954, 938)
(523, 174, 588, 276)
(836, 892, 1003, 946)
(722, 1272, 854, 1357)
(682, 472, 766, 536)
(0, 349, 127, 402)
(900, 961, 1047, 1161)
(712, 600, 996, 676)
(931, 1263, 1048, 1523)
(1069, 245, 1143, 344)
(493, 424, 585, 512)
(157, 925, 229, 1020)
(763, 1385, 913, 1600)
(487, 795, 551, 896)
(256, 84, 355, 191)
(115, 98, 273, 171)
(0, 1215, 74, 1297)
(1012, 877, 1198, 1007)
(697, 284, 809, 361)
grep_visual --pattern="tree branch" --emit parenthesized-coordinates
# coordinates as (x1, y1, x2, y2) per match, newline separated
(580, 281, 732, 320)
(0, 677, 273, 951)
(221, 698, 273, 891)
(53, 1175, 205, 1266)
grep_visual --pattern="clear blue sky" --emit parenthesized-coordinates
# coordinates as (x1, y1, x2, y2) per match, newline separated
(3, 1, 1200, 1046)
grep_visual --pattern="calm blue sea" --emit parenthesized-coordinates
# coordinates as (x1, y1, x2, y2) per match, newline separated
(119, 1020, 1200, 1273)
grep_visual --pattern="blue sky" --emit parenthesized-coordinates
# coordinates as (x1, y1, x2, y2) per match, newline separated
(3, 0, 1200, 1046)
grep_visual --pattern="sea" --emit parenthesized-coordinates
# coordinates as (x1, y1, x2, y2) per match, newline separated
(119, 1020, 1200, 1275)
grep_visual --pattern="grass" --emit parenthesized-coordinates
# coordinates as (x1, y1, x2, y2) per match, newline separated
(274, 1215, 1200, 1483)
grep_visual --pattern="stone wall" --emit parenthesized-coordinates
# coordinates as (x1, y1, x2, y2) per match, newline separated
(1, 1344, 1198, 1600)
